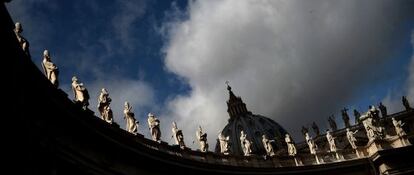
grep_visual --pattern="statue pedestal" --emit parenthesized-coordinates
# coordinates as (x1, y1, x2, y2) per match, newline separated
(135, 133, 144, 138)
(270, 157, 282, 167)
(354, 148, 361, 158)
(84, 108, 94, 115)
(110, 122, 120, 128)
(332, 152, 344, 161)
(170, 144, 181, 151)
(388, 135, 411, 147)
(365, 139, 390, 156)
(312, 154, 322, 164)
(292, 156, 303, 166)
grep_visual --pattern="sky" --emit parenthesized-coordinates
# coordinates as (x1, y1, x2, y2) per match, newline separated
(7, 0, 414, 149)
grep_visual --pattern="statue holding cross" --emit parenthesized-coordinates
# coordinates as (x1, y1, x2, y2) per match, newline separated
(341, 107, 351, 128)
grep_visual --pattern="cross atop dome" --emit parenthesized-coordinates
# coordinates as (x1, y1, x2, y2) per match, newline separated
(226, 81, 237, 102)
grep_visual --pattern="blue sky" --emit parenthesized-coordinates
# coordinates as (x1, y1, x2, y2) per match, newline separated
(8, 0, 190, 103)
(7, 0, 414, 145)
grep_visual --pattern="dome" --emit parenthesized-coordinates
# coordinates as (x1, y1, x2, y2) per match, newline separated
(215, 84, 289, 156)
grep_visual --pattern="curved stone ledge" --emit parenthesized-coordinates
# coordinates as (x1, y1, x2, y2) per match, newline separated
(5, 2, 414, 174)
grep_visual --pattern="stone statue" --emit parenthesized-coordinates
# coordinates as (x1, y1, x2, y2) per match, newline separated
(240, 130, 252, 156)
(97, 88, 112, 118)
(172, 121, 185, 149)
(218, 132, 230, 155)
(361, 113, 374, 140)
(378, 102, 387, 117)
(41, 50, 59, 87)
(102, 106, 113, 124)
(346, 128, 358, 149)
(341, 108, 351, 128)
(14, 22, 30, 57)
(326, 130, 337, 152)
(124, 102, 138, 134)
(305, 132, 311, 143)
(301, 126, 309, 136)
(312, 122, 320, 136)
(369, 105, 380, 120)
(196, 126, 208, 152)
(360, 109, 385, 141)
(392, 117, 406, 137)
(305, 132, 317, 155)
(71, 76, 89, 110)
(262, 134, 275, 156)
(353, 109, 361, 124)
(327, 130, 341, 160)
(147, 113, 161, 142)
(328, 115, 337, 131)
(285, 134, 297, 156)
(402, 96, 411, 110)
(305, 132, 320, 164)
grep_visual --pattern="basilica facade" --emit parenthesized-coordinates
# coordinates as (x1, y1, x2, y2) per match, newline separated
(5, 0, 414, 174)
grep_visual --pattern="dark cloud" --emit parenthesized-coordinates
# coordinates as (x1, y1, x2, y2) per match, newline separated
(163, 0, 414, 144)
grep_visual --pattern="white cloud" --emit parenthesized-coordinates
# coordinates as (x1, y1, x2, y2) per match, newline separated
(162, 0, 414, 146)
(112, 0, 147, 50)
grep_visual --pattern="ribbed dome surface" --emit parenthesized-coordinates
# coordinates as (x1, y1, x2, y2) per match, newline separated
(218, 113, 288, 155)
(215, 84, 288, 155)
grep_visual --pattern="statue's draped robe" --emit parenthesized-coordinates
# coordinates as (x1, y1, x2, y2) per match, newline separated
(124, 108, 137, 134)
(148, 116, 161, 141)
(42, 58, 58, 86)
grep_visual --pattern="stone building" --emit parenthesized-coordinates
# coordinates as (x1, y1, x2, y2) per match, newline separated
(215, 84, 288, 156)
(4, 1, 414, 174)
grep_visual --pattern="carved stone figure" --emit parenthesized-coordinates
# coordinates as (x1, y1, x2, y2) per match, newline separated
(402, 96, 411, 110)
(147, 113, 161, 142)
(172, 121, 185, 148)
(328, 115, 337, 131)
(14, 22, 30, 57)
(341, 108, 351, 128)
(97, 88, 112, 118)
(327, 130, 341, 160)
(361, 113, 374, 139)
(301, 126, 309, 136)
(71, 76, 89, 110)
(124, 102, 138, 134)
(240, 130, 252, 156)
(262, 134, 275, 156)
(378, 102, 387, 117)
(346, 128, 358, 149)
(353, 109, 361, 124)
(369, 105, 380, 120)
(305, 132, 311, 143)
(41, 50, 59, 87)
(102, 106, 113, 124)
(326, 130, 337, 152)
(218, 132, 230, 154)
(360, 110, 384, 141)
(312, 122, 320, 136)
(285, 134, 297, 156)
(305, 132, 317, 155)
(306, 132, 320, 164)
(392, 117, 406, 137)
(196, 126, 208, 152)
